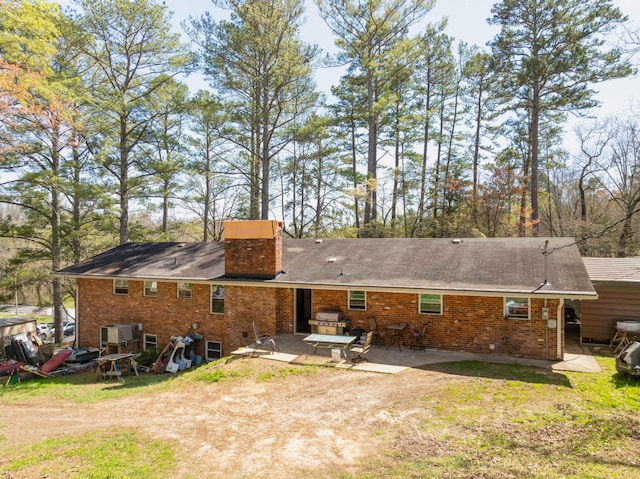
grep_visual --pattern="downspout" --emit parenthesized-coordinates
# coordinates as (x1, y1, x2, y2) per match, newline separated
(74, 282, 79, 350)
(556, 298, 564, 360)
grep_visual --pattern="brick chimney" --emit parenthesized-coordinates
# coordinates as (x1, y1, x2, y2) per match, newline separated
(223, 220, 283, 279)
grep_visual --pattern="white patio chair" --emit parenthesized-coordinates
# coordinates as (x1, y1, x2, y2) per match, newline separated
(251, 321, 279, 355)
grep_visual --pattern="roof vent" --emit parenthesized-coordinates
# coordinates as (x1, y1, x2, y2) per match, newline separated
(452, 238, 461, 244)
(315, 239, 323, 244)
(327, 257, 336, 263)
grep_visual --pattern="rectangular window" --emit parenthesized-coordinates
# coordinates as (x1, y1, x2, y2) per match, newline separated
(178, 282, 192, 299)
(205, 340, 222, 361)
(505, 297, 530, 319)
(348, 290, 366, 310)
(211, 285, 224, 314)
(144, 281, 157, 297)
(143, 333, 157, 351)
(114, 279, 128, 295)
(419, 294, 442, 314)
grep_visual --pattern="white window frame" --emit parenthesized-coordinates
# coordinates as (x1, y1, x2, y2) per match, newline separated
(505, 297, 530, 320)
(348, 290, 366, 310)
(114, 279, 129, 295)
(419, 293, 442, 315)
(177, 282, 192, 299)
(210, 284, 224, 314)
(143, 333, 158, 351)
(205, 340, 222, 361)
(144, 280, 157, 297)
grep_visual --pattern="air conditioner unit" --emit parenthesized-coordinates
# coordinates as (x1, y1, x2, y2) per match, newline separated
(100, 323, 140, 344)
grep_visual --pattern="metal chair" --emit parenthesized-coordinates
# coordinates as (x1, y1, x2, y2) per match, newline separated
(251, 321, 279, 355)
(350, 331, 373, 363)
(368, 317, 386, 345)
(409, 323, 430, 351)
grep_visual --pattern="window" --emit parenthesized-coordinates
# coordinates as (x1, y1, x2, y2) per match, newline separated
(205, 341, 222, 361)
(143, 333, 157, 351)
(178, 282, 192, 299)
(144, 281, 157, 297)
(348, 290, 366, 310)
(114, 279, 128, 295)
(505, 297, 529, 319)
(419, 294, 442, 314)
(211, 285, 224, 314)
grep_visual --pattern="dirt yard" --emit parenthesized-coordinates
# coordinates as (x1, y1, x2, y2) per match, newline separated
(0, 357, 475, 478)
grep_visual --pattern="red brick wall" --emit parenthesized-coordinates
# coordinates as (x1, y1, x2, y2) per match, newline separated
(77, 278, 562, 360)
(224, 231, 282, 278)
(276, 288, 295, 334)
(77, 279, 285, 357)
(311, 289, 561, 359)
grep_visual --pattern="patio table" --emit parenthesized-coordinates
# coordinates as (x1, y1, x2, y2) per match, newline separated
(303, 333, 357, 359)
(385, 323, 408, 351)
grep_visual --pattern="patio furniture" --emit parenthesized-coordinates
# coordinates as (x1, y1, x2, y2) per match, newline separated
(95, 353, 138, 381)
(409, 323, 430, 351)
(350, 331, 373, 363)
(385, 323, 408, 351)
(251, 321, 279, 356)
(302, 333, 357, 359)
(368, 317, 387, 346)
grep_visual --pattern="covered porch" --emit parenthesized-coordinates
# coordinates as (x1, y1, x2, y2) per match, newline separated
(231, 333, 600, 374)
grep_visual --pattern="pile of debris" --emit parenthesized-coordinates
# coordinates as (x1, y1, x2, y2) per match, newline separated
(1, 316, 99, 384)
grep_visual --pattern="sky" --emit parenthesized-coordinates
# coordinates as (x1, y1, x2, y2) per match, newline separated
(165, 0, 640, 144)
(57, 0, 640, 154)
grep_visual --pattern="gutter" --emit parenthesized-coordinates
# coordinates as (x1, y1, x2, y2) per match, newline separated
(557, 298, 564, 360)
(54, 272, 598, 301)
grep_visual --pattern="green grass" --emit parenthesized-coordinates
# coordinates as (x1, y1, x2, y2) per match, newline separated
(362, 355, 640, 479)
(2, 353, 639, 478)
(0, 356, 320, 404)
(3, 430, 175, 479)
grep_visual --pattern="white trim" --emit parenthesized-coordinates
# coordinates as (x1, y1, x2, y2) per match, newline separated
(418, 293, 442, 315)
(557, 298, 564, 360)
(504, 297, 530, 320)
(143, 333, 158, 351)
(348, 290, 366, 310)
(144, 280, 157, 297)
(58, 274, 598, 300)
(113, 279, 128, 295)
(177, 282, 192, 299)
(205, 340, 222, 361)
(210, 284, 224, 314)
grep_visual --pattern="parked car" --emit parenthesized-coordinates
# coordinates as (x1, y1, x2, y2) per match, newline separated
(36, 323, 53, 340)
(63, 322, 75, 336)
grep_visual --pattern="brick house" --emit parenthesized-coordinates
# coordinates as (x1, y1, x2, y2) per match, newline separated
(55, 220, 597, 361)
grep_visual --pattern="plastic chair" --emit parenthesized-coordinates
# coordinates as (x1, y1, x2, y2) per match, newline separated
(350, 331, 373, 363)
(251, 321, 279, 355)
(368, 317, 386, 345)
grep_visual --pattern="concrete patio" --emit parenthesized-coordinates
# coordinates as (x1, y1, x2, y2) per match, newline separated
(232, 333, 601, 374)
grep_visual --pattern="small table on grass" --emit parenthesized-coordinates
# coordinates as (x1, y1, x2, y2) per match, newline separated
(95, 353, 138, 381)
(303, 334, 357, 359)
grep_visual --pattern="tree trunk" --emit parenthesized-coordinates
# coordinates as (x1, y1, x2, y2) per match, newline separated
(50, 124, 64, 344)
(119, 115, 129, 244)
(350, 122, 360, 229)
(530, 83, 540, 236)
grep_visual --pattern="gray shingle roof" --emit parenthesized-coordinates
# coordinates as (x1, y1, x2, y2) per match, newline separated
(56, 237, 596, 298)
